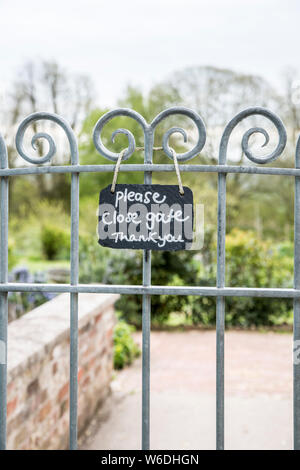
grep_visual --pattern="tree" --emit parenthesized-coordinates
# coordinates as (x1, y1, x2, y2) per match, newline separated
(151, 65, 282, 161)
(0, 60, 94, 213)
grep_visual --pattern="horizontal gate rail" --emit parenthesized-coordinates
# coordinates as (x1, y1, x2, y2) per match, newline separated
(0, 283, 300, 297)
(0, 164, 300, 176)
(0, 104, 298, 450)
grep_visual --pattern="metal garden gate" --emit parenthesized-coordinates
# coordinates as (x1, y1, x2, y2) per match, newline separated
(0, 105, 299, 450)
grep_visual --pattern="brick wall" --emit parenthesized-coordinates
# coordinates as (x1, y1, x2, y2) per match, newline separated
(6, 292, 118, 449)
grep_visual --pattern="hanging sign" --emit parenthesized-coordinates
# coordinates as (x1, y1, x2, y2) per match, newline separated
(98, 184, 193, 251)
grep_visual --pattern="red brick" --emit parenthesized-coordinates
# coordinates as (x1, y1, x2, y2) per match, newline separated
(82, 376, 91, 388)
(14, 426, 28, 448)
(7, 382, 14, 395)
(36, 389, 48, 407)
(38, 401, 51, 421)
(7, 397, 17, 417)
(77, 368, 84, 382)
(79, 323, 91, 335)
(58, 382, 69, 401)
(95, 312, 103, 323)
(52, 362, 58, 375)
(27, 378, 39, 396)
(59, 399, 68, 418)
(100, 347, 107, 357)
(106, 327, 113, 339)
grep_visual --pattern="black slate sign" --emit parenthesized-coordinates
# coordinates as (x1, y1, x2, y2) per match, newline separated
(98, 184, 194, 251)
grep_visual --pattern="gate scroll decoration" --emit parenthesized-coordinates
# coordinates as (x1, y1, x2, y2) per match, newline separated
(0, 105, 299, 450)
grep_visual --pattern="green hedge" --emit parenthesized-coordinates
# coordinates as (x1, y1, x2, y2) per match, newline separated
(79, 236, 198, 327)
(41, 224, 70, 260)
(79, 230, 293, 328)
(188, 229, 293, 327)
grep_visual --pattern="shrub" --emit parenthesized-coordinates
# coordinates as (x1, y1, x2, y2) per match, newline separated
(189, 229, 293, 327)
(79, 234, 111, 283)
(41, 224, 70, 260)
(79, 236, 199, 327)
(10, 200, 71, 263)
(117, 250, 199, 326)
(113, 319, 140, 369)
(79, 228, 294, 328)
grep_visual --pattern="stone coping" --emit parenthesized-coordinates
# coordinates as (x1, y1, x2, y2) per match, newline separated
(7, 292, 119, 382)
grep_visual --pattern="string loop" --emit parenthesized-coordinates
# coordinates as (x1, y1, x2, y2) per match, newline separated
(111, 148, 127, 193)
(110, 146, 184, 195)
(170, 148, 184, 195)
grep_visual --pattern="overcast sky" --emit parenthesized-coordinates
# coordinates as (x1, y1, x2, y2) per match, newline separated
(0, 0, 299, 106)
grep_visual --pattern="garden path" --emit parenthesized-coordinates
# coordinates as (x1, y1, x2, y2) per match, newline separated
(81, 330, 292, 450)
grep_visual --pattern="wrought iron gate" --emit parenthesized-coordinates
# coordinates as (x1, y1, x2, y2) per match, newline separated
(0, 106, 299, 450)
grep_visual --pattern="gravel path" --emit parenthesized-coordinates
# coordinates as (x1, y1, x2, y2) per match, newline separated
(82, 330, 293, 450)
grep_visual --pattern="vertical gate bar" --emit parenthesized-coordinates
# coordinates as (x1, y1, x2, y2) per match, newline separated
(216, 172, 226, 450)
(13, 112, 80, 449)
(142, 128, 153, 450)
(69, 170, 79, 449)
(294, 137, 300, 449)
(0, 137, 8, 450)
